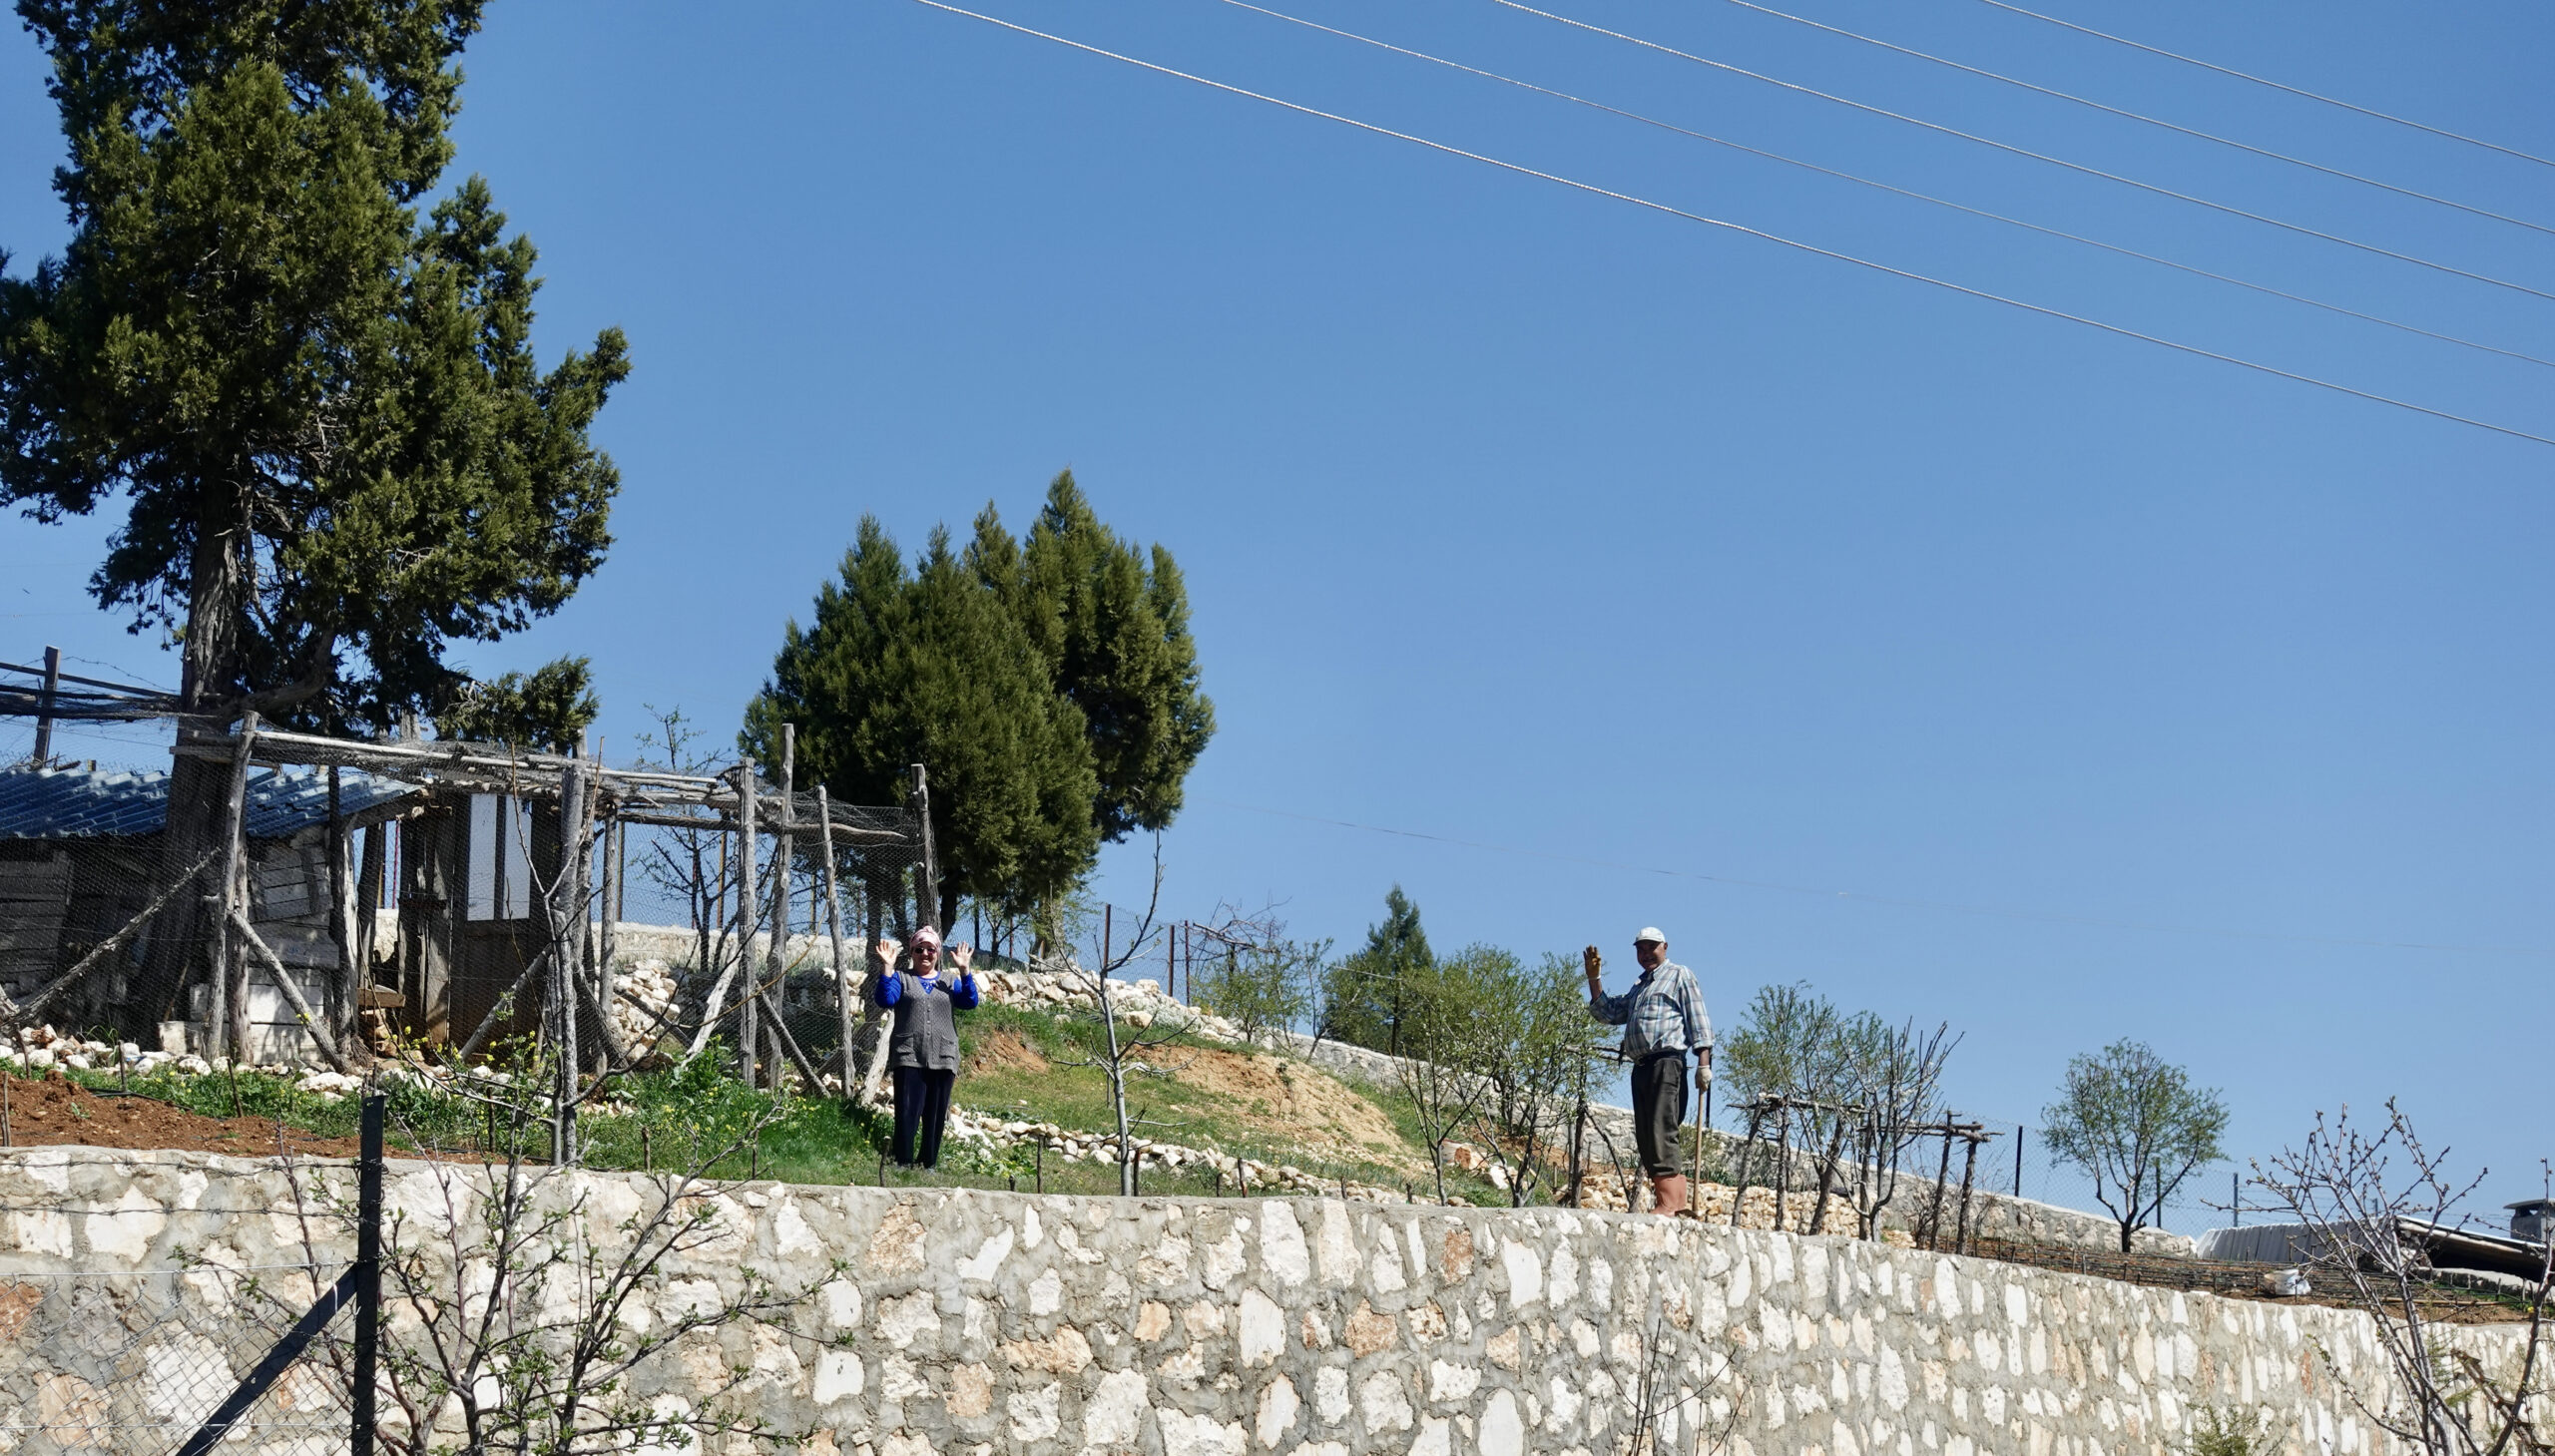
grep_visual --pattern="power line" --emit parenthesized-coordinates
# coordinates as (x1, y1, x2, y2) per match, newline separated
(1196, 797, 2555, 960)
(1486, 0, 2555, 305)
(1715, 0, 2555, 238)
(1217, 0, 2555, 373)
(1972, 0, 2555, 172)
(908, 0, 2555, 448)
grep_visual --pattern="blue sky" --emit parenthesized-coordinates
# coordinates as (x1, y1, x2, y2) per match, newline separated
(4, 0, 2548, 1228)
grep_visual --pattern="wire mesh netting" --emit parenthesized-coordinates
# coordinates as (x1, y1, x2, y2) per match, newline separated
(1, 714, 931, 1093)
(0, 1262, 351, 1455)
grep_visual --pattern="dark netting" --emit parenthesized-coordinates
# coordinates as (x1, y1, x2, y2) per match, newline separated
(3, 716, 930, 1087)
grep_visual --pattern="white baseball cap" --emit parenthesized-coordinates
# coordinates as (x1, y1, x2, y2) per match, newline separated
(1634, 927, 1667, 946)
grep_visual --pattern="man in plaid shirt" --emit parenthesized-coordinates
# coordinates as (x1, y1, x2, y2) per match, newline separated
(1585, 927, 1712, 1216)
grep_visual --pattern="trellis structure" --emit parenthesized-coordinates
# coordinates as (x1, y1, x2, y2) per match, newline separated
(2, 670, 936, 1113)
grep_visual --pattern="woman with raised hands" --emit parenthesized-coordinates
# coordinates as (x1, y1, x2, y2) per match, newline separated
(870, 925, 980, 1169)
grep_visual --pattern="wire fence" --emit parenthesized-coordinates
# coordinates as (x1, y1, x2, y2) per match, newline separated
(0, 699, 936, 1115)
(0, 1261, 350, 1454)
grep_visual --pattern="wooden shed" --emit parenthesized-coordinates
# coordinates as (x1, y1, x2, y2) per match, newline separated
(0, 763, 417, 1058)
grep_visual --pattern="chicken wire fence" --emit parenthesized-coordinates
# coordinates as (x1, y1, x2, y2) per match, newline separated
(0, 1257, 351, 1455)
(0, 706, 934, 1097)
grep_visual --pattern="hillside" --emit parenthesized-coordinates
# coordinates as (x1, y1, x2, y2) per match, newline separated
(0, 941, 2173, 1248)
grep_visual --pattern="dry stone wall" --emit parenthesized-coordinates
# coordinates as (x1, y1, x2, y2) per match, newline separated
(1, 1148, 2502, 1456)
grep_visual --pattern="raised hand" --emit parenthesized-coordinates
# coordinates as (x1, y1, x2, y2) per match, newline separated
(1582, 945, 1603, 979)
(871, 937, 899, 970)
(948, 942, 974, 973)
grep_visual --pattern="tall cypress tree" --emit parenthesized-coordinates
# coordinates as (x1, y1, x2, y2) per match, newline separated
(0, 2, 626, 1030)
(1017, 471, 1215, 840)
(0, 2, 626, 730)
(746, 519, 1099, 927)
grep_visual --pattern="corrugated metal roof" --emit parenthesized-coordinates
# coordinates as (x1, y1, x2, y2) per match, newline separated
(0, 764, 419, 841)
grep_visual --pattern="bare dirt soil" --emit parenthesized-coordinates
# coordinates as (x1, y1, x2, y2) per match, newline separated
(1155, 1047, 1415, 1168)
(965, 1030, 1052, 1075)
(0, 1071, 362, 1157)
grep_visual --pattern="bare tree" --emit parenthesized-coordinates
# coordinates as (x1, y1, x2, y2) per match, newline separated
(1722, 984, 1846, 1228)
(1395, 946, 1498, 1205)
(1612, 1253, 1746, 1456)
(1468, 951, 1610, 1208)
(631, 706, 743, 1020)
(1190, 905, 1322, 1046)
(2253, 1102, 2551, 1456)
(251, 1052, 807, 1454)
(1838, 1015, 1960, 1239)
(1045, 837, 1196, 1196)
(2042, 1038, 2229, 1252)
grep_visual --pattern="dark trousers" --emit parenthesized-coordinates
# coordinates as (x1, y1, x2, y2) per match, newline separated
(1631, 1052, 1689, 1179)
(892, 1067, 956, 1168)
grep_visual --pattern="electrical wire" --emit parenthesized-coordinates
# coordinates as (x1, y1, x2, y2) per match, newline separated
(1715, 0, 2555, 238)
(906, 0, 2555, 448)
(1486, 0, 2555, 305)
(1972, 0, 2555, 173)
(1195, 797, 2555, 960)
(1216, 0, 2555, 373)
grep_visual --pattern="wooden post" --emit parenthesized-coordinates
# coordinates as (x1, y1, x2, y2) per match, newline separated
(1730, 1102, 1767, 1227)
(30, 645, 60, 764)
(859, 889, 891, 1100)
(767, 726, 795, 1090)
(713, 830, 728, 960)
(1772, 1102, 1792, 1231)
(736, 765, 760, 1088)
(816, 787, 853, 1098)
(908, 763, 935, 931)
(1957, 1134, 1982, 1256)
(354, 824, 384, 1006)
(596, 811, 621, 1068)
(214, 712, 260, 1064)
(325, 765, 355, 1046)
(1924, 1119, 1956, 1250)
(554, 761, 586, 1164)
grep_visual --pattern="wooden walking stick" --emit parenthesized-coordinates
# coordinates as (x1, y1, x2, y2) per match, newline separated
(1690, 1061, 1710, 1213)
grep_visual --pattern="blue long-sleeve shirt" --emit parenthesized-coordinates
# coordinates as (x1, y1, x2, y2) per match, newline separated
(873, 970, 979, 1011)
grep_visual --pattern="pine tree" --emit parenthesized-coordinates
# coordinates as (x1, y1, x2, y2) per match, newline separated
(746, 519, 1099, 928)
(1321, 885, 1434, 1055)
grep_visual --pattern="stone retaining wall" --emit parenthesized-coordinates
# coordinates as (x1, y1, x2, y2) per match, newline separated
(2, 1148, 2503, 1456)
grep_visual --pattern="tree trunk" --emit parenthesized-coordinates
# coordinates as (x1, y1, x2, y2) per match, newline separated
(148, 509, 251, 1042)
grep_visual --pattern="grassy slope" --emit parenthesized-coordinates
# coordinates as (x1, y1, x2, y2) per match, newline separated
(50, 1003, 1524, 1206)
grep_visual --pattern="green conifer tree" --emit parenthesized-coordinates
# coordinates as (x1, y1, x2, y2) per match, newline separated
(746, 519, 1099, 928)
(1321, 885, 1434, 1055)
(434, 656, 599, 753)
(1015, 472, 1215, 840)
(0, 2, 626, 1036)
